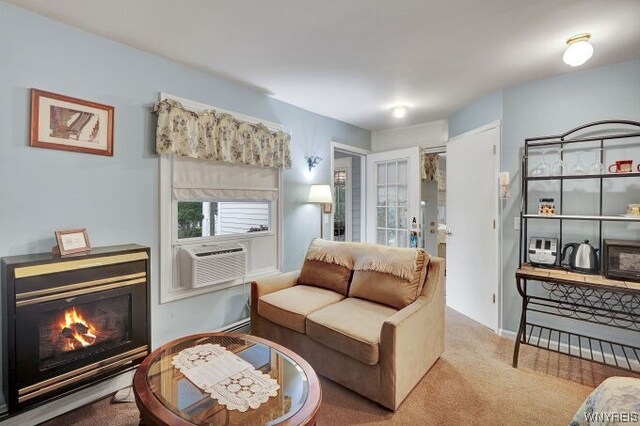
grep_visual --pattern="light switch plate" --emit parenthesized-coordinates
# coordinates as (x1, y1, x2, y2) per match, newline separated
(514, 217, 520, 230)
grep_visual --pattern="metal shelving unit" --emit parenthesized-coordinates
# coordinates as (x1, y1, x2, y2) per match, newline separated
(513, 120, 640, 373)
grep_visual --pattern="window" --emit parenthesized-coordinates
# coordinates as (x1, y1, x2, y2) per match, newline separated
(177, 201, 271, 239)
(159, 94, 283, 304)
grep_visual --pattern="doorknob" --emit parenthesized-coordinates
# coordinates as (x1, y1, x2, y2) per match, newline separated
(445, 230, 452, 236)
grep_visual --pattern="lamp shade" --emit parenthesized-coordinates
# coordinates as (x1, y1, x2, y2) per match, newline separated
(307, 184, 333, 204)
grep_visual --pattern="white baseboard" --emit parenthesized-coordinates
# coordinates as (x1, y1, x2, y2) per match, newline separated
(499, 328, 517, 340)
(0, 370, 135, 426)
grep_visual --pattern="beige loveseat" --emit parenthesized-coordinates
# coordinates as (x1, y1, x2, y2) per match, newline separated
(251, 239, 445, 410)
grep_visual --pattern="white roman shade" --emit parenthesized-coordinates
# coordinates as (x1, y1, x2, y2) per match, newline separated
(173, 156, 278, 201)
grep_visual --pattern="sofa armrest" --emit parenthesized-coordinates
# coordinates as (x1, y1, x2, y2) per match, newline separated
(250, 270, 300, 334)
(379, 257, 445, 410)
(251, 270, 300, 299)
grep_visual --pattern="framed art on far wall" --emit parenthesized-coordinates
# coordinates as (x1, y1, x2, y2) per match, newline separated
(30, 89, 114, 156)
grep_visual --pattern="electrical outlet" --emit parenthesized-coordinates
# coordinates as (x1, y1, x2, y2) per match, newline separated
(514, 217, 520, 230)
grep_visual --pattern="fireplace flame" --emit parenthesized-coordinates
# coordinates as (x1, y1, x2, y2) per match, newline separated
(59, 307, 97, 350)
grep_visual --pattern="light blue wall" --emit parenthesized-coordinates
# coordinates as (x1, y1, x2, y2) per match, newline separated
(0, 0, 370, 377)
(448, 91, 503, 139)
(448, 59, 640, 338)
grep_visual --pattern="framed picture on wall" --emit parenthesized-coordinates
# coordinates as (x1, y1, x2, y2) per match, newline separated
(30, 89, 114, 156)
(54, 228, 91, 256)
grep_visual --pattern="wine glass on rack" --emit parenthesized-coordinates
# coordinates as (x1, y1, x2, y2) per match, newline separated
(572, 151, 586, 175)
(551, 148, 565, 176)
(531, 150, 550, 177)
(589, 149, 604, 175)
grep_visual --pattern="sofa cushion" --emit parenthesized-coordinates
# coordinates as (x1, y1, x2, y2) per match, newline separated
(349, 245, 429, 309)
(306, 298, 398, 365)
(258, 285, 344, 333)
(298, 259, 352, 296)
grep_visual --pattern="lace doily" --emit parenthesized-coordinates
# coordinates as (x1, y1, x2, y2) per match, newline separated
(172, 343, 280, 412)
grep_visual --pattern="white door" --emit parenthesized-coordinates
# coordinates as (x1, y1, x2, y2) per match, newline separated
(446, 123, 500, 331)
(366, 147, 421, 247)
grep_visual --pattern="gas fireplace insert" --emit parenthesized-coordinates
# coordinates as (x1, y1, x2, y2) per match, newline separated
(1, 244, 150, 414)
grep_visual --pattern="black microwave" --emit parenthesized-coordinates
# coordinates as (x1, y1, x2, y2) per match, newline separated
(603, 239, 640, 282)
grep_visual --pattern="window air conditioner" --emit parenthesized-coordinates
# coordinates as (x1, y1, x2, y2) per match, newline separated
(179, 243, 247, 288)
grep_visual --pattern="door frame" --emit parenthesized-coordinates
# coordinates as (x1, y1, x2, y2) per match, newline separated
(333, 156, 353, 241)
(447, 119, 501, 333)
(330, 142, 369, 242)
(421, 145, 446, 253)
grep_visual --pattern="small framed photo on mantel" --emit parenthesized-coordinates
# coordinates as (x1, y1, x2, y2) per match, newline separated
(54, 229, 91, 256)
(30, 89, 114, 156)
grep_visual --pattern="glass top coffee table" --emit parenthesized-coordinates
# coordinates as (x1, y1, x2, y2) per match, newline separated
(133, 333, 321, 425)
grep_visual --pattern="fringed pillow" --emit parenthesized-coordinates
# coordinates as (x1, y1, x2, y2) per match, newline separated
(298, 239, 355, 296)
(349, 244, 430, 309)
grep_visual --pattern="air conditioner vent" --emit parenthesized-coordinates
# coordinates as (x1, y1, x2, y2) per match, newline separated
(179, 243, 247, 288)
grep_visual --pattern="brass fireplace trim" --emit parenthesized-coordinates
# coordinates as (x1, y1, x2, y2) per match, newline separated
(15, 278, 146, 307)
(14, 252, 149, 279)
(19, 345, 148, 402)
(16, 272, 147, 300)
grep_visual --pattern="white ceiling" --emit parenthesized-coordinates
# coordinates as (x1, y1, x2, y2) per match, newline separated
(6, 0, 640, 130)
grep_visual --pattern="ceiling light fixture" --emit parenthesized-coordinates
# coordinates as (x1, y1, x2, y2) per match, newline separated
(391, 105, 408, 119)
(563, 33, 593, 67)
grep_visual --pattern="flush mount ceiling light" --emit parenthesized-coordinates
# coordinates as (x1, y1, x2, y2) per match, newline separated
(563, 33, 593, 67)
(391, 105, 408, 119)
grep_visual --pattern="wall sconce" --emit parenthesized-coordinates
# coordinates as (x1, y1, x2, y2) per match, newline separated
(305, 155, 323, 172)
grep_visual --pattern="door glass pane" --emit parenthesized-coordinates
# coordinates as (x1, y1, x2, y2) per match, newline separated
(387, 186, 397, 206)
(397, 230, 408, 247)
(398, 207, 408, 229)
(377, 163, 386, 185)
(387, 162, 397, 185)
(388, 207, 397, 228)
(377, 207, 386, 228)
(377, 186, 386, 206)
(374, 159, 410, 249)
(397, 185, 407, 207)
(387, 230, 396, 246)
(397, 160, 408, 184)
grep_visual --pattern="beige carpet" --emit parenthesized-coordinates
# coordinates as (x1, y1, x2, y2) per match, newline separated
(44, 308, 638, 425)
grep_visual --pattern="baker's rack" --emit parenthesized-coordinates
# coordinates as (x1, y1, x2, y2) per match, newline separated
(513, 120, 640, 373)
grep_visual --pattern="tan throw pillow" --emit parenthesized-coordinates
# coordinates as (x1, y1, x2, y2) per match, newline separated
(349, 246, 429, 309)
(298, 259, 352, 296)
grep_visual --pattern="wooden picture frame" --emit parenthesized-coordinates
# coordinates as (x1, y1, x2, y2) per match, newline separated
(30, 89, 114, 156)
(54, 229, 92, 256)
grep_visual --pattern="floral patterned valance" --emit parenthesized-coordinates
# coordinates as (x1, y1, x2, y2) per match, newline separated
(154, 99, 292, 169)
(421, 153, 439, 181)
(421, 152, 445, 190)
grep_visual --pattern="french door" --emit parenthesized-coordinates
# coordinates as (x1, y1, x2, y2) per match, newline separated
(366, 147, 421, 247)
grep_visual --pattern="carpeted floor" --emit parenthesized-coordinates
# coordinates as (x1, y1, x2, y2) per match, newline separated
(44, 308, 638, 425)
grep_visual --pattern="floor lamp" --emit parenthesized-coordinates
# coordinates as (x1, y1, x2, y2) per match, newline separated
(307, 184, 333, 239)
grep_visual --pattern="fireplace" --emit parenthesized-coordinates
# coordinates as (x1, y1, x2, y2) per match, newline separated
(2, 245, 150, 414)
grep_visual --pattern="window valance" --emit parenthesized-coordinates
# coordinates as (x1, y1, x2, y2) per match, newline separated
(421, 152, 445, 190)
(154, 99, 292, 169)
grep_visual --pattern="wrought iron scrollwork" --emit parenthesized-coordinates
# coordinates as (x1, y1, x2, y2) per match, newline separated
(533, 281, 640, 331)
